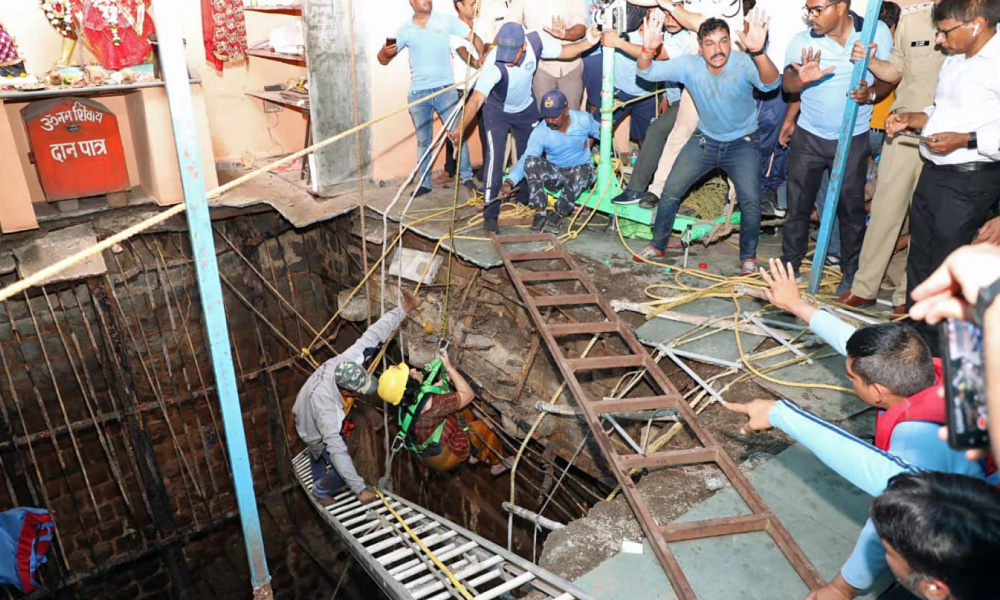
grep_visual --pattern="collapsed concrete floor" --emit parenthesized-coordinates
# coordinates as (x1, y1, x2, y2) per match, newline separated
(0, 176, 904, 599)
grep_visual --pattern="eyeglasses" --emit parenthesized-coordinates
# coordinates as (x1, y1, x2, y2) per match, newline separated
(935, 20, 971, 38)
(802, 0, 842, 19)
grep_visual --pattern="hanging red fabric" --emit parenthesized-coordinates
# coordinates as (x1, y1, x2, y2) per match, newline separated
(81, 0, 155, 71)
(201, 0, 247, 71)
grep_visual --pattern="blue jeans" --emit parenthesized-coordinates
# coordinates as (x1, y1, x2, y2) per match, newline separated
(756, 86, 789, 195)
(652, 131, 763, 260)
(408, 86, 472, 190)
(309, 447, 346, 499)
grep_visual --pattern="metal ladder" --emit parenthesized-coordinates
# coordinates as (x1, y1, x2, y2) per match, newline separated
(491, 233, 823, 599)
(293, 452, 596, 600)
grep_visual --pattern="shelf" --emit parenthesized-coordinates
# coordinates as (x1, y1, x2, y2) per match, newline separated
(244, 4, 301, 14)
(247, 48, 306, 64)
(0, 79, 202, 101)
(246, 89, 310, 113)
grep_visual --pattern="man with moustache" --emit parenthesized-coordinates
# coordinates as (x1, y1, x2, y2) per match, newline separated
(495, 90, 601, 234)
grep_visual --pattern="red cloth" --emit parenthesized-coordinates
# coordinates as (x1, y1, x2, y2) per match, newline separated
(413, 393, 471, 460)
(81, 0, 155, 71)
(201, 0, 247, 71)
(874, 358, 947, 451)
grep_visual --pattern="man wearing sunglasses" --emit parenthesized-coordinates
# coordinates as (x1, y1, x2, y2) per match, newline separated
(780, 0, 893, 295)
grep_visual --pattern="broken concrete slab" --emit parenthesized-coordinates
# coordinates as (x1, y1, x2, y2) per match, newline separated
(13, 223, 107, 286)
(574, 444, 895, 600)
(387, 247, 444, 285)
(753, 351, 868, 422)
(212, 170, 357, 228)
(635, 297, 768, 364)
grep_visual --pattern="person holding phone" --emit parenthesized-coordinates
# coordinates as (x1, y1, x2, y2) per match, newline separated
(378, 0, 479, 196)
(885, 0, 1000, 323)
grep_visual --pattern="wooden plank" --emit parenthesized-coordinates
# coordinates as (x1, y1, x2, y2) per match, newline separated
(548, 322, 619, 336)
(565, 355, 645, 371)
(531, 294, 599, 307)
(660, 515, 769, 542)
(589, 396, 675, 415)
(517, 271, 580, 283)
(613, 448, 717, 471)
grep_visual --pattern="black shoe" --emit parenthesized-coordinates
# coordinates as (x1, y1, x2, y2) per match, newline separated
(415, 186, 432, 197)
(611, 190, 641, 205)
(483, 217, 499, 233)
(761, 189, 786, 218)
(639, 192, 659, 210)
(463, 179, 481, 193)
(542, 213, 564, 234)
(530, 212, 548, 233)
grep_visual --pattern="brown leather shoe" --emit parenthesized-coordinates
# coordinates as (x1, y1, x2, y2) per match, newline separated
(837, 291, 877, 308)
(893, 304, 908, 316)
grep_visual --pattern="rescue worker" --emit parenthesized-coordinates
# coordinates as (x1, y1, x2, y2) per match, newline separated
(447, 21, 601, 233)
(496, 89, 600, 235)
(378, 349, 503, 472)
(292, 288, 423, 506)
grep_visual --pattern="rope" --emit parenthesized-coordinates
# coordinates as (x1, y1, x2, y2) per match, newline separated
(374, 489, 475, 600)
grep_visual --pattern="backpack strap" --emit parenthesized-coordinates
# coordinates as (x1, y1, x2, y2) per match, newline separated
(527, 31, 544, 62)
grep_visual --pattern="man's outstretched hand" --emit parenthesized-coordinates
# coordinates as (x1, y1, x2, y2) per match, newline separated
(791, 48, 835, 85)
(721, 399, 776, 434)
(400, 288, 424, 313)
(760, 258, 816, 322)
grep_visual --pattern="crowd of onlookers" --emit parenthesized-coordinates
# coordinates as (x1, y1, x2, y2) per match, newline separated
(376, 2, 1000, 599)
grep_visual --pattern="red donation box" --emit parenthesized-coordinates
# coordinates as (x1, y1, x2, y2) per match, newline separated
(22, 97, 130, 202)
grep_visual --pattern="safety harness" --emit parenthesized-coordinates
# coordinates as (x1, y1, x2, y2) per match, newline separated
(394, 357, 467, 459)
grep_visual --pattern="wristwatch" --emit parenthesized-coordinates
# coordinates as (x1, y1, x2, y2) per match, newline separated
(968, 131, 978, 150)
(748, 48, 765, 57)
(973, 276, 1000, 327)
(868, 89, 877, 104)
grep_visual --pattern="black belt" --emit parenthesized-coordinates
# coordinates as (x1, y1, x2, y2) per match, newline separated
(924, 159, 1000, 173)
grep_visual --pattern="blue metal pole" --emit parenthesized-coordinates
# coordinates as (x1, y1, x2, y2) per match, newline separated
(808, 0, 884, 295)
(152, 1, 272, 595)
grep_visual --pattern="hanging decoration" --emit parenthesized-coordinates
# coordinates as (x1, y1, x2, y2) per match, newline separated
(201, 0, 248, 71)
(39, 0, 81, 38)
(81, 0, 155, 71)
(0, 21, 27, 77)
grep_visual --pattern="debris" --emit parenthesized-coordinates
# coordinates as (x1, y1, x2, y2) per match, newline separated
(621, 541, 644, 555)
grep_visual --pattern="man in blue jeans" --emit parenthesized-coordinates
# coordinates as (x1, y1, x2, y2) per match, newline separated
(378, 0, 480, 197)
(634, 10, 779, 275)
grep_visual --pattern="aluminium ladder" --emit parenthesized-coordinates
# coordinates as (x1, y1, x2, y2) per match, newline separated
(293, 452, 596, 600)
(491, 233, 824, 599)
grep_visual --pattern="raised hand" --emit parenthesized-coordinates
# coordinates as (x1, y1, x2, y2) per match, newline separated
(641, 9, 666, 53)
(790, 48, 834, 85)
(545, 15, 567, 40)
(738, 7, 770, 54)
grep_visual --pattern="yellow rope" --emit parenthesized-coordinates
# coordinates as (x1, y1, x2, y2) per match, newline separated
(374, 489, 475, 600)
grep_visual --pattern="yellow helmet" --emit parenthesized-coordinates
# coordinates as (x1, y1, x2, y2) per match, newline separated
(377, 363, 410, 406)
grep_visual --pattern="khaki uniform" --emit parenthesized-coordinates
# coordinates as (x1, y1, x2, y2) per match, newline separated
(505, 0, 587, 108)
(851, 6, 947, 305)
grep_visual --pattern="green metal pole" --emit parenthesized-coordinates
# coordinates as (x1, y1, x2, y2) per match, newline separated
(597, 42, 616, 195)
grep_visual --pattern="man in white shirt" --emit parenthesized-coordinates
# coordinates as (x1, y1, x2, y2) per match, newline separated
(886, 0, 1000, 313)
(505, 0, 589, 109)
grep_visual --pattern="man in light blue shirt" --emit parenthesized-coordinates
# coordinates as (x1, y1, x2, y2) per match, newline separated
(378, 0, 479, 196)
(448, 22, 600, 232)
(741, 258, 988, 599)
(632, 10, 780, 275)
(497, 90, 601, 234)
(780, 0, 893, 294)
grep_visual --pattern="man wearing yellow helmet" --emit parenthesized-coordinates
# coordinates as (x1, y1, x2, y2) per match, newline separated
(293, 288, 423, 506)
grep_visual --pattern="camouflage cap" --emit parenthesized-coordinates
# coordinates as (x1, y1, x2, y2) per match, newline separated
(333, 362, 378, 396)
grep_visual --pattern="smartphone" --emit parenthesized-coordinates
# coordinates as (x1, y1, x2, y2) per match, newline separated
(941, 319, 990, 450)
(895, 130, 940, 144)
(386, 37, 397, 46)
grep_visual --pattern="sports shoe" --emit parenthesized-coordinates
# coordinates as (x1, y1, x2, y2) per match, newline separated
(415, 186, 432, 197)
(530, 212, 547, 233)
(463, 179, 481, 193)
(761, 189, 786, 218)
(741, 258, 758, 276)
(483, 217, 499, 233)
(611, 189, 642, 205)
(639, 192, 659, 210)
(542, 212, 563, 234)
(632, 245, 666, 263)
(825, 254, 841, 268)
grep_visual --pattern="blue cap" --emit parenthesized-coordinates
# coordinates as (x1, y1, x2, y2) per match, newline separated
(539, 90, 568, 118)
(495, 22, 526, 63)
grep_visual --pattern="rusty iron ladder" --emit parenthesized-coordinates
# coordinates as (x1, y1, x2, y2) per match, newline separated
(491, 233, 823, 599)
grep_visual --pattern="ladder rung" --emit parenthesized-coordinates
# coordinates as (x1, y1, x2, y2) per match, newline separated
(496, 234, 553, 244)
(473, 571, 536, 600)
(506, 251, 563, 262)
(532, 294, 599, 307)
(391, 541, 478, 579)
(406, 559, 473, 590)
(613, 448, 718, 470)
(517, 270, 580, 283)
(412, 555, 505, 599)
(660, 514, 770, 542)
(566, 355, 645, 371)
(548, 322, 618, 336)
(370, 524, 447, 561)
(589, 396, 673, 415)
(426, 569, 505, 600)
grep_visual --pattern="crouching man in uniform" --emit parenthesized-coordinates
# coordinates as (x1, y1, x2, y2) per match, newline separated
(292, 288, 424, 505)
